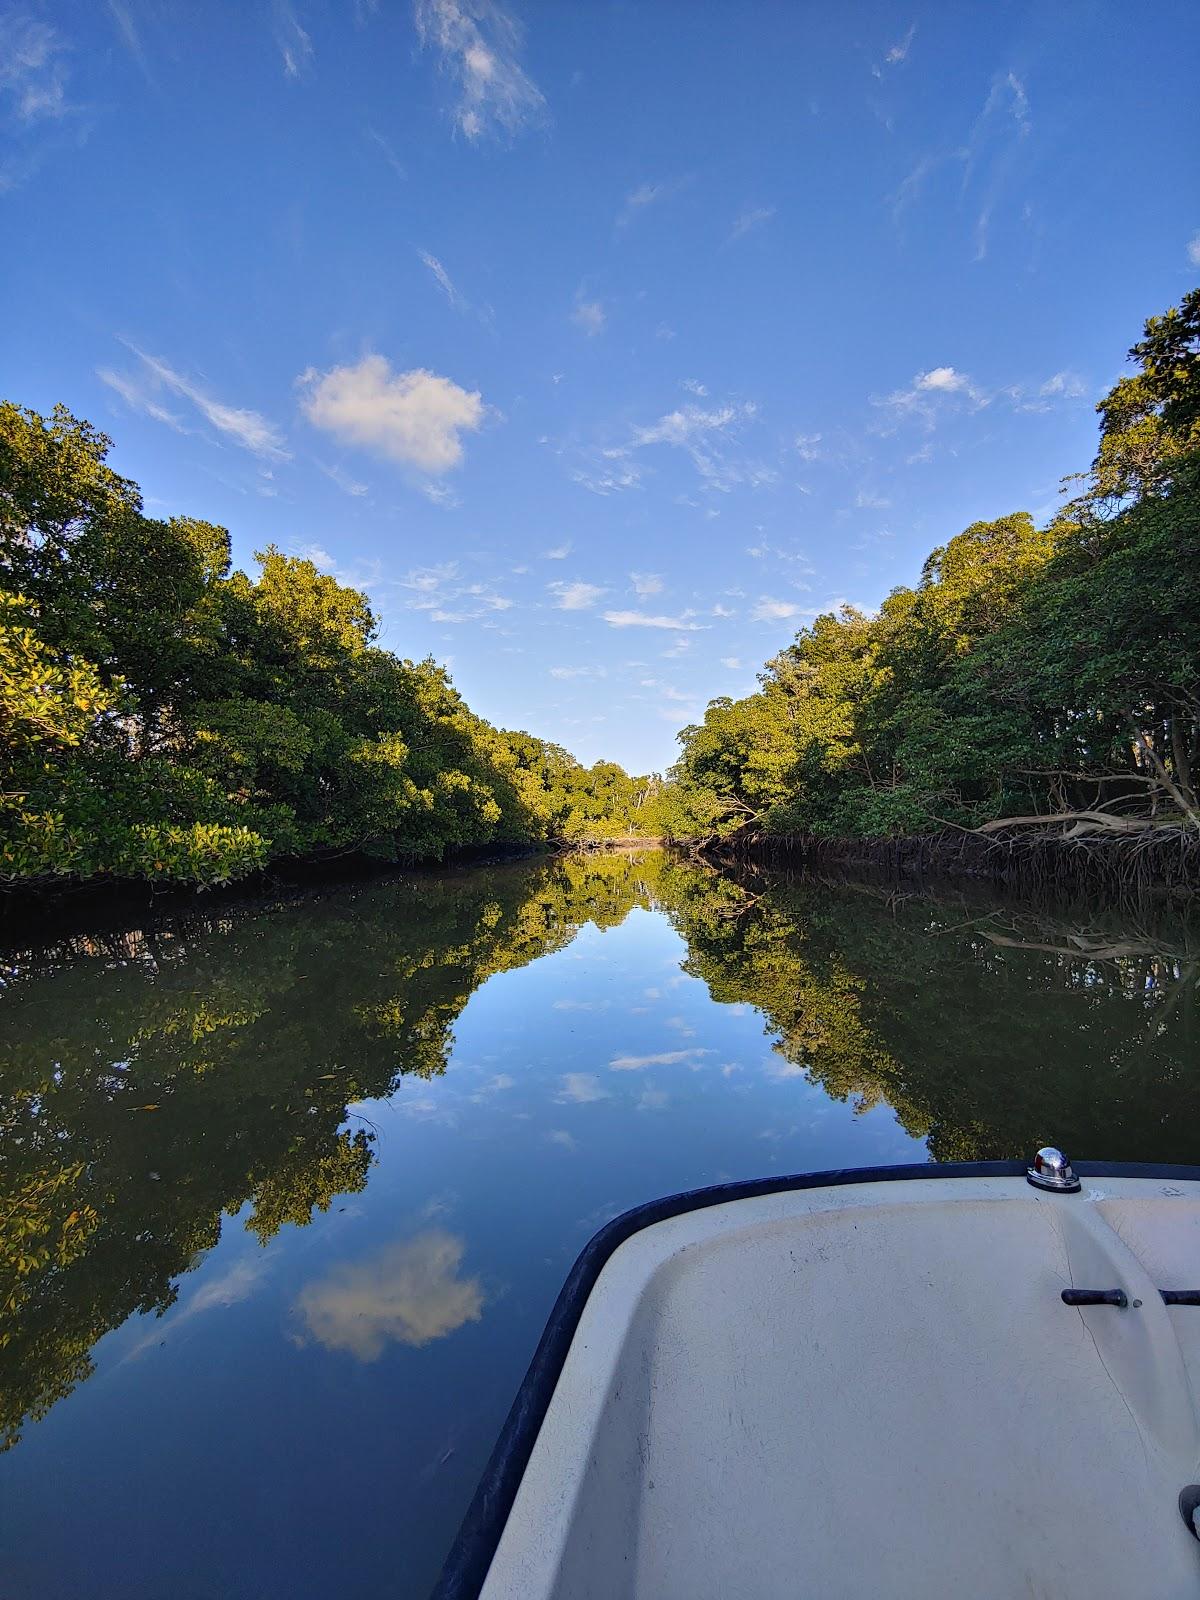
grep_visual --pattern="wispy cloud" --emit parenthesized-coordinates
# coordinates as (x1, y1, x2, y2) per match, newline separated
(97, 366, 189, 434)
(366, 127, 407, 179)
(632, 401, 748, 449)
(274, 0, 314, 80)
(891, 69, 1031, 260)
(556, 1072, 609, 1103)
(875, 363, 988, 427)
(571, 297, 606, 336)
(418, 249, 466, 310)
(884, 21, 916, 65)
(570, 456, 644, 495)
(630, 572, 663, 596)
(603, 611, 702, 631)
(616, 180, 661, 228)
(615, 175, 691, 230)
(298, 355, 484, 472)
(549, 665, 606, 679)
(730, 205, 775, 241)
(609, 1048, 711, 1071)
(414, 0, 546, 143)
(107, 2, 154, 85)
(751, 597, 802, 622)
(876, 359, 1084, 430)
(317, 461, 368, 497)
(549, 580, 606, 611)
(720, 656, 741, 669)
(612, 398, 770, 498)
(681, 378, 708, 396)
(101, 345, 289, 459)
(1, 13, 71, 122)
(541, 541, 571, 560)
(1188, 232, 1200, 267)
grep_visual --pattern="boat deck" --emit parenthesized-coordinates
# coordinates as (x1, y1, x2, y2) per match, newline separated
(477, 1174, 1200, 1598)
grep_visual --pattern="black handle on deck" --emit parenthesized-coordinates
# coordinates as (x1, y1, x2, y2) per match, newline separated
(1062, 1288, 1128, 1307)
(1061, 1288, 1200, 1308)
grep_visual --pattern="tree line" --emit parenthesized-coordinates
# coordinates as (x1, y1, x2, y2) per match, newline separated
(0, 404, 665, 888)
(663, 290, 1200, 860)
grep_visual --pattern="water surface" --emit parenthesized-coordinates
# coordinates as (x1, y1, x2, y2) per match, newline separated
(1, 851, 1196, 1598)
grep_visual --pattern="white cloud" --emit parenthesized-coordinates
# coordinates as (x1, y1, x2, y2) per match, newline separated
(730, 205, 775, 241)
(274, 0, 314, 79)
(609, 1048, 710, 1071)
(720, 656, 741, 669)
(572, 298, 606, 336)
(917, 366, 970, 393)
(296, 543, 336, 570)
(556, 1072, 609, 1103)
(414, 0, 546, 143)
(855, 488, 891, 509)
(1189, 233, 1200, 267)
(603, 611, 701, 631)
(298, 355, 484, 472)
(294, 1230, 484, 1359)
(1039, 370, 1086, 399)
(103, 346, 289, 460)
(681, 378, 708, 396)
(876, 363, 987, 424)
(630, 571, 663, 596)
(549, 665, 605, 679)
(794, 432, 823, 460)
(547, 1128, 577, 1149)
(752, 598, 802, 622)
(418, 249, 466, 310)
(541, 541, 572, 559)
(549, 580, 605, 610)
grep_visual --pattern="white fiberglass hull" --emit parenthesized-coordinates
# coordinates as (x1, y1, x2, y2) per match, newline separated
(436, 1162, 1200, 1599)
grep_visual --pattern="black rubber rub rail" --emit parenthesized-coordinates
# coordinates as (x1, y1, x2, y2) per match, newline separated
(430, 1159, 1200, 1600)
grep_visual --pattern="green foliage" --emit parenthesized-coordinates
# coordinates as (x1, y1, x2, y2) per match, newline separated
(666, 291, 1200, 843)
(0, 403, 658, 887)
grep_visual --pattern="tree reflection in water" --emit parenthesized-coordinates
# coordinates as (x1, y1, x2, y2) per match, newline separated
(1, 849, 1196, 1449)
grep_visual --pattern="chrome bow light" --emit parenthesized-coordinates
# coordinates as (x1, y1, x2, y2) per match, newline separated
(1027, 1146, 1081, 1192)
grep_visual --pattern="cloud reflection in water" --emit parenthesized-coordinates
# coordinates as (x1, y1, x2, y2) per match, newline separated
(294, 1229, 484, 1360)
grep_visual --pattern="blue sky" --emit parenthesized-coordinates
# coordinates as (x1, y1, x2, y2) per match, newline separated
(3, 1, 1198, 772)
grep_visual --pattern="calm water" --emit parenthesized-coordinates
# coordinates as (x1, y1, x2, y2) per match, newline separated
(1, 850, 1197, 1598)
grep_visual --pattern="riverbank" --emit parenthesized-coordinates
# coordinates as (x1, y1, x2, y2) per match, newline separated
(0, 836, 672, 942)
(689, 827, 1200, 908)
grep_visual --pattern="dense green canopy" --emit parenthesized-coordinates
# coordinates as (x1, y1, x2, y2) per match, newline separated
(0, 406, 662, 887)
(664, 290, 1200, 849)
